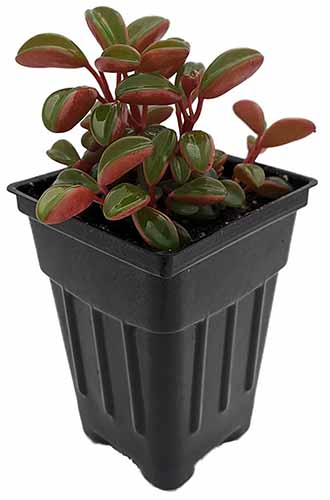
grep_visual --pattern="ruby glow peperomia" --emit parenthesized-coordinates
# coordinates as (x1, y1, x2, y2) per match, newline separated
(16, 6, 316, 251)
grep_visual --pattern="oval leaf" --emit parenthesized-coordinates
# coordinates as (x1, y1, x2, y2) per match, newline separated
(200, 48, 264, 99)
(132, 207, 179, 251)
(98, 136, 153, 187)
(16, 33, 88, 68)
(36, 184, 95, 224)
(85, 7, 128, 49)
(233, 163, 265, 188)
(180, 131, 215, 173)
(46, 140, 80, 166)
(103, 183, 150, 221)
(146, 105, 173, 125)
(143, 128, 177, 186)
(139, 38, 190, 73)
(128, 16, 170, 52)
(95, 44, 141, 73)
(170, 156, 191, 184)
(256, 176, 293, 199)
(212, 149, 228, 174)
(173, 222, 192, 246)
(221, 179, 246, 207)
(116, 73, 181, 105)
(169, 177, 227, 205)
(169, 199, 199, 216)
(233, 100, 266, 134)
(90, 102, 127, 146)
(175, 61, 205, 98)
(42, 87, 98, 132)
(81, 131, 100, 152)
(53, 168, 99, 193)
(260, 118, 316, 148)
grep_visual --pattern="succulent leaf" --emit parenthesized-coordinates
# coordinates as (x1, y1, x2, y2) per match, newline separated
(180, 131, 215, 173)
(116, 73, 181, 105)
(233, 163, 265, 188)
(173, 221, 192, 245)
(256, 176, 293, 199)
(90, 102, 127, 146)
(260, 118, 316, 148)
(212, 149, 228, 174)
(175, 61, 205, 97)
(46, 140, 80, 166)
(85, 7, 128, 49)
(221, 179, 246, 207)
(81, 131, 100, 152)
(139, 38, 190, 74)
(95, 44, 141, 72)
(103, 183, 150, 220)
(53, 168, 99, 193)
(233, 100, 266, 134)
(132, 207, 180, 251)
(169, 199, 199, 215)
(169, 177, 227, 205)
(128, 16, 170, 52)
(170, 156, 191, 184)
(146, 105, 173, 125)
(143, 128, 177, 186)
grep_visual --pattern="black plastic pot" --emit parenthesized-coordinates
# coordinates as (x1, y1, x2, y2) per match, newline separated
(8, 157, 316, 490)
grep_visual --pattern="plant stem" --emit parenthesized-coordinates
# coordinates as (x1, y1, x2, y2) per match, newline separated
(244, 134, 264, 163)
(149, 185, 156, 207)
(86, 64, 113, 102)
(175, 104, 183, 134)
(116, 72, 122, 87)
(93, 195, 104, 205)
(192, 97, 204, 125)
(142, 104, 148, 130)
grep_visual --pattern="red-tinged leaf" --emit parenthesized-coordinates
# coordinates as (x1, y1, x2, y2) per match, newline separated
(168, 177, 227, 205)
(175, 62, 205, 98)
(139, 38, 190, 73)
(103, 183, 150, 221)
(260, 118, 316, 148)
(143, 125, 166, 140)
(85, 7, 128, 49)
(53, 168, 99, 193)
(221, 179, 246, 207)
(46, 140, 80, 166)
(247, 135, 267, 154)
(170, 156, 191, 184)
(233, 163, 265, 188)
(180, 131, 215, 173)
(72, 148, 104, 173)
(36, 184, 95, 224)
(128, 16, 170, 52)
(81, 131, 100, 152)
(98, 136, 153, 187)
(146, 105, 173, 125)
(169, 199, 199, 216)
(95, 44, 141, 73)
(42, 87, 98, 132)
(173, 222, 192, 245)
(256, 176, 293, 199)
(116, 73, 181, 105)
(143, 128, 177, 186)
(16, 33, 88, 68)
(233, 100, 266, 134)
(90, 103, 127, 146)
(200, 48, 264, 99)
(213, 149, 228, 174)
(132, 207, 180, 251)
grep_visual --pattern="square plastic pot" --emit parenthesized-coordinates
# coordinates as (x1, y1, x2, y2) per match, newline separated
(8, 157, 316, 490)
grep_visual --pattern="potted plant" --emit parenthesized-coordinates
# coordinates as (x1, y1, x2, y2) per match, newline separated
(8, 6, 317, 490)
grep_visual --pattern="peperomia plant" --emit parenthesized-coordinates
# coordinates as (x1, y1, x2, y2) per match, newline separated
(16, 6, 316, 251)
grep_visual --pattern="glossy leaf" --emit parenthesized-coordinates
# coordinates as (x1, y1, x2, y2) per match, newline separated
(247, 135, 267, 154)
(188, 205, 220, 221)
(72, 148, 104, 173)
(170, 156, 191, 184)
(233, 163, 265, 188)
(98, 136, 153, 187)
(146, 105, 173, 125)
(16, 33, 88, 68)
(103, 183, 150, 220)
(260, 118, 316, 148)
(256, 176, 293, 199)
(233, 100, 266, 134)
(116, 73, 181, 105)
(139, 38, 190, 73)
(95, 44, 141, 73)
(81, 131, 100, 152)
(132, 207, 180, 251)
(53, 168, 99, 193)
(180, 131, 215, 173)
(143, 128, 177, 186)
(169, 177, 227, 205)
(213, 149, 228, 174)
(175, 61, 205, 98)
(143, 125, 166, 140)
(128, 16, 170, 52)
(174, 222, 192, 245)
(85, 7, 128, 49)
(90, 103, 127, 146)
(221, 179, 246, 207)
(42, 87, 98, 132)
(200, 48, 264, 99)
(46, 140, 80, 166)
(36, 184, 95, 224)
(169, 199, 199, 216)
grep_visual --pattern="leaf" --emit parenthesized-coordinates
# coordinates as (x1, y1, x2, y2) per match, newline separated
(81, 131, 100, 152)
(247, 135, 267, 155)
(221, 179, 246, 207)
(256, 176, 293, 199)
(42, 87, 98, 132)
(169, 199, 199, 216)
(180, 131, 215, 173)
(143, 128, 177, 186)
(128, 16, 170, 52)
(170, 156, 191, 184)
(53, 168, 99, 193)
(116, 73, 181, 105)
(260, 118, 316, 148)
(85, 7, 128, 49)
(98, 136, 153, 187)
(233, 163, 265, 188)
(146, 105, 173, 125)
(169, 177, 227, 205)
(143, 125, 167, 140)
(233, 100, 266, 134)
(132, 207, 180, 251)
(103, 183, 150, 221)
(173, 222, 192, 245)
(36, 184, 95, 224)
(95, 44, 141, 73)
(139, 38, 190, 73)
(200, 48, 264, 99)
(175, 61, 205, 98)
(213, 149, 228, 174)
(90, 103, 127, 146)
(46, 140, 80, 166)
(16, 33, 88, 68)
(188, 205, 220, 221)
(72, 148, 104, 173)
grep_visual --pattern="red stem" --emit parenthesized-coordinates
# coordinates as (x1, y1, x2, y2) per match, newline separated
(142, 104, 148, 130)
(149, 185, 156, 207)
(116, 72, 122, 87)
(244, 134, 264, 163)
(86, 64, 113, 102)
(175, 104, 183, 134)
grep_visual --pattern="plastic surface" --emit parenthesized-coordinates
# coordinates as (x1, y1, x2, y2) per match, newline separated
(8, 157, 316, 489)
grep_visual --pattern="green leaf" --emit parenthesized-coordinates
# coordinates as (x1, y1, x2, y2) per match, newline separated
(173, 222, 192, 246)
(143, 128, 177, 186)
(143, 125, 167, 140)
(81, 131, 100, 152)
(53, 168, 99, 193)
(90, 103, 127, 146)
(16, 33, 88, 68)
(180, 130, 215, 173)
(212, 149, 228, 174)
(116, 73, 181, 105)
(140, 38, 190, 74)
(170, 156, 191, 184)
(260, 118, 316, 148)
(42, 87, 98, 132)
(175, 61, 205, 98)
(188, 205, 220, 221)
(85, 7, 128, 49)
(103, 183, 150, 220)
(233, 163, 265, 188)
(169, 199, 199, 216)
(256, 176, 293, 199)
(46, 140, 80, 166)
(233, 100, 266, 134)
(221, 179, 246, 207)
(128, 16, 170, 52)
(200, 48, 264, 99)
(95, 44, 141, 73)
(98, 136, 153, 187)
(132, 207, 180, 251)
(169, 177, 227, 205)
(146, 105, 173, 125)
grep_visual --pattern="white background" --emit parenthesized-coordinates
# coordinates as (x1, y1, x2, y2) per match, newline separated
(1, 0, 329, 498)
